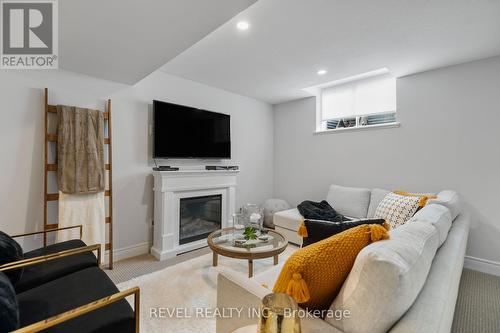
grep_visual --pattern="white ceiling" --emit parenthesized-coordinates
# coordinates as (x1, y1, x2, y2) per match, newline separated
(59, 0, 257, 83)
(160, 0, 500, 104)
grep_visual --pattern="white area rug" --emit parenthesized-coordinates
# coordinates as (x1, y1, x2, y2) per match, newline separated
(117, 247, 296, 333)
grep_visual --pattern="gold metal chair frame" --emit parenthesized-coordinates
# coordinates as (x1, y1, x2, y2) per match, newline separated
(2, 225, 102, 267)
(0, 225, 140, 332)
(0, 244, 102, 271)
(11, 224, 84, 242)
(12, 286, 140, 333)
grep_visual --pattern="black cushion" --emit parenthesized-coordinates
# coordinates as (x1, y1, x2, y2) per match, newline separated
(18, 267, 135, 333)
(15, 240, 98, 293)
(0, 272, 19, 332)
(23, 239, 90, 258)
(302, 218, 387, 247)
(0, 231, 24, 284)
(297, 200, 350, 222)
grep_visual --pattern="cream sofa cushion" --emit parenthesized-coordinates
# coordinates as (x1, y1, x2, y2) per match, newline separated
(273, 208, 303, 230)
(328, 220, 440, 333)
(409, 204, 452, 246)
(428, 190, 461, 220)
(274, 208, 304, 245)
(326, 184, 371, 218)
(390, 214, 470, 333)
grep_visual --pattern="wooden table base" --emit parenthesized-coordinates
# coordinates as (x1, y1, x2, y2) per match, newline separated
(248, 259, 253, 278)
(212, 251, 280, 278)
(213, 252, 218, 267)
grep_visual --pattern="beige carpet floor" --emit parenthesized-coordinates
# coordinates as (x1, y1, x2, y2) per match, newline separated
(106, 247, 213, 284)
(106, 250, 500, 333)
(451, 268, 500, 333)
(108, 246, 296, 333)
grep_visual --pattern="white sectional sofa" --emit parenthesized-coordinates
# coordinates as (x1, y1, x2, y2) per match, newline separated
(216, 185, 469, 333)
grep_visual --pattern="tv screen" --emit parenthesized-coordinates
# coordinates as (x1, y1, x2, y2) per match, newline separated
(153, 100, 231, 159)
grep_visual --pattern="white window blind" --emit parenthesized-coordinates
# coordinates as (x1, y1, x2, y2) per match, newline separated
(321, 74, 396, 121)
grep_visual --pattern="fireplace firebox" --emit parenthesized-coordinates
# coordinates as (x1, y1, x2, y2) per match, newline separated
(179, 194, 222, 245)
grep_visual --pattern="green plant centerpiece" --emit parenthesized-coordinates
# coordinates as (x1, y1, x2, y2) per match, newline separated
(243, 226, 258, 240)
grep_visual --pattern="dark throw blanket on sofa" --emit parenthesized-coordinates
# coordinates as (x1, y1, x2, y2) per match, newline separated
(297, 200, 350, 222)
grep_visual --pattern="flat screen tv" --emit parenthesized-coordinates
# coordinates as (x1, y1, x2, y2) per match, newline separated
(153, 100, 231, 159)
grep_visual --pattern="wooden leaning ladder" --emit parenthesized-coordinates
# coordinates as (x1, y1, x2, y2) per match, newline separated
(43, 88, 114, 269)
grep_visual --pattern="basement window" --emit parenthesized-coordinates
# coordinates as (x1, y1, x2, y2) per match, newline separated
(315, 72, 399, 133)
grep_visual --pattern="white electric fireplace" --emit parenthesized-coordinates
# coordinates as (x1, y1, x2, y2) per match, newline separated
(151, 169, 238, 260)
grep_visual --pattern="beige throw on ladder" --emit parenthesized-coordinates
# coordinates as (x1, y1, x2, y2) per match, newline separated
(56, 105, 106, 256)
(57, 105, 105, 194)
(57, 191, 106, 256)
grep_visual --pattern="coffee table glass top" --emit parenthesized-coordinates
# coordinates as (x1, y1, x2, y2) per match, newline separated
(209, 228, 287, 254)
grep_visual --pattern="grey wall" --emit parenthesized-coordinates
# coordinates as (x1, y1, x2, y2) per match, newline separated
(2, 54, 499, 266)
(274, 56, 500, 264)
(0, 70, 274, 255)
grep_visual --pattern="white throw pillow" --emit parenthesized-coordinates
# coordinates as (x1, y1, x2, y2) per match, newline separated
(328, 221, 440, 333)
(428, 190, 461, 221)
(326, 184, 371, 219)
(409, 204, 452, 246)
(367, 188, 390, 218)
(374, 192, 421, 229)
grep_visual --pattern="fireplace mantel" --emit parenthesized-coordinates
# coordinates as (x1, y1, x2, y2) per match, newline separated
(151, 169, 238, 260)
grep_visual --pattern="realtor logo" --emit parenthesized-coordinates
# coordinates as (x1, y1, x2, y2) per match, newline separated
(1, 0, 58, 69)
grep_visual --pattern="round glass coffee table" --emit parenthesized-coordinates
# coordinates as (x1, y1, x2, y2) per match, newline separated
(207, 228, 288, 278)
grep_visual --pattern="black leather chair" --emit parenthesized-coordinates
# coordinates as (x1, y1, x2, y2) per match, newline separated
(3, 226, 100, 293)
(0, 227, 140, 333)
(1, 264, 139, 333)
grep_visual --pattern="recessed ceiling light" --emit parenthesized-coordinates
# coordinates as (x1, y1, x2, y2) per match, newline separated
(317, 69, 327, 75)
(237, 21, 250, 30)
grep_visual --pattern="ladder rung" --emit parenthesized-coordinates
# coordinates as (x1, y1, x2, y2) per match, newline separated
(47, 190, 109, 201)
(46, 193, 59, 201)
(48, 220, 110, 227)
(46, 134, 110, 145)
(48, 105, 109, 119)
(47, 164, 110, 171)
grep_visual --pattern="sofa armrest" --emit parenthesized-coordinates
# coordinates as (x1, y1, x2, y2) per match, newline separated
(216, 271, 269, 333)
(216, 271, 340, 333)
(12, 286, 140, 333)
(0, 244, 101, 272)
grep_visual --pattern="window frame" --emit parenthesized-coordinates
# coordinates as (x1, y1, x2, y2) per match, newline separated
(315, 76, 400, 134)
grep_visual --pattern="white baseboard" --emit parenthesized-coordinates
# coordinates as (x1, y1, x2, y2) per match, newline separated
(103, 242, 150, 265)
(464, 255, 500, 277)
